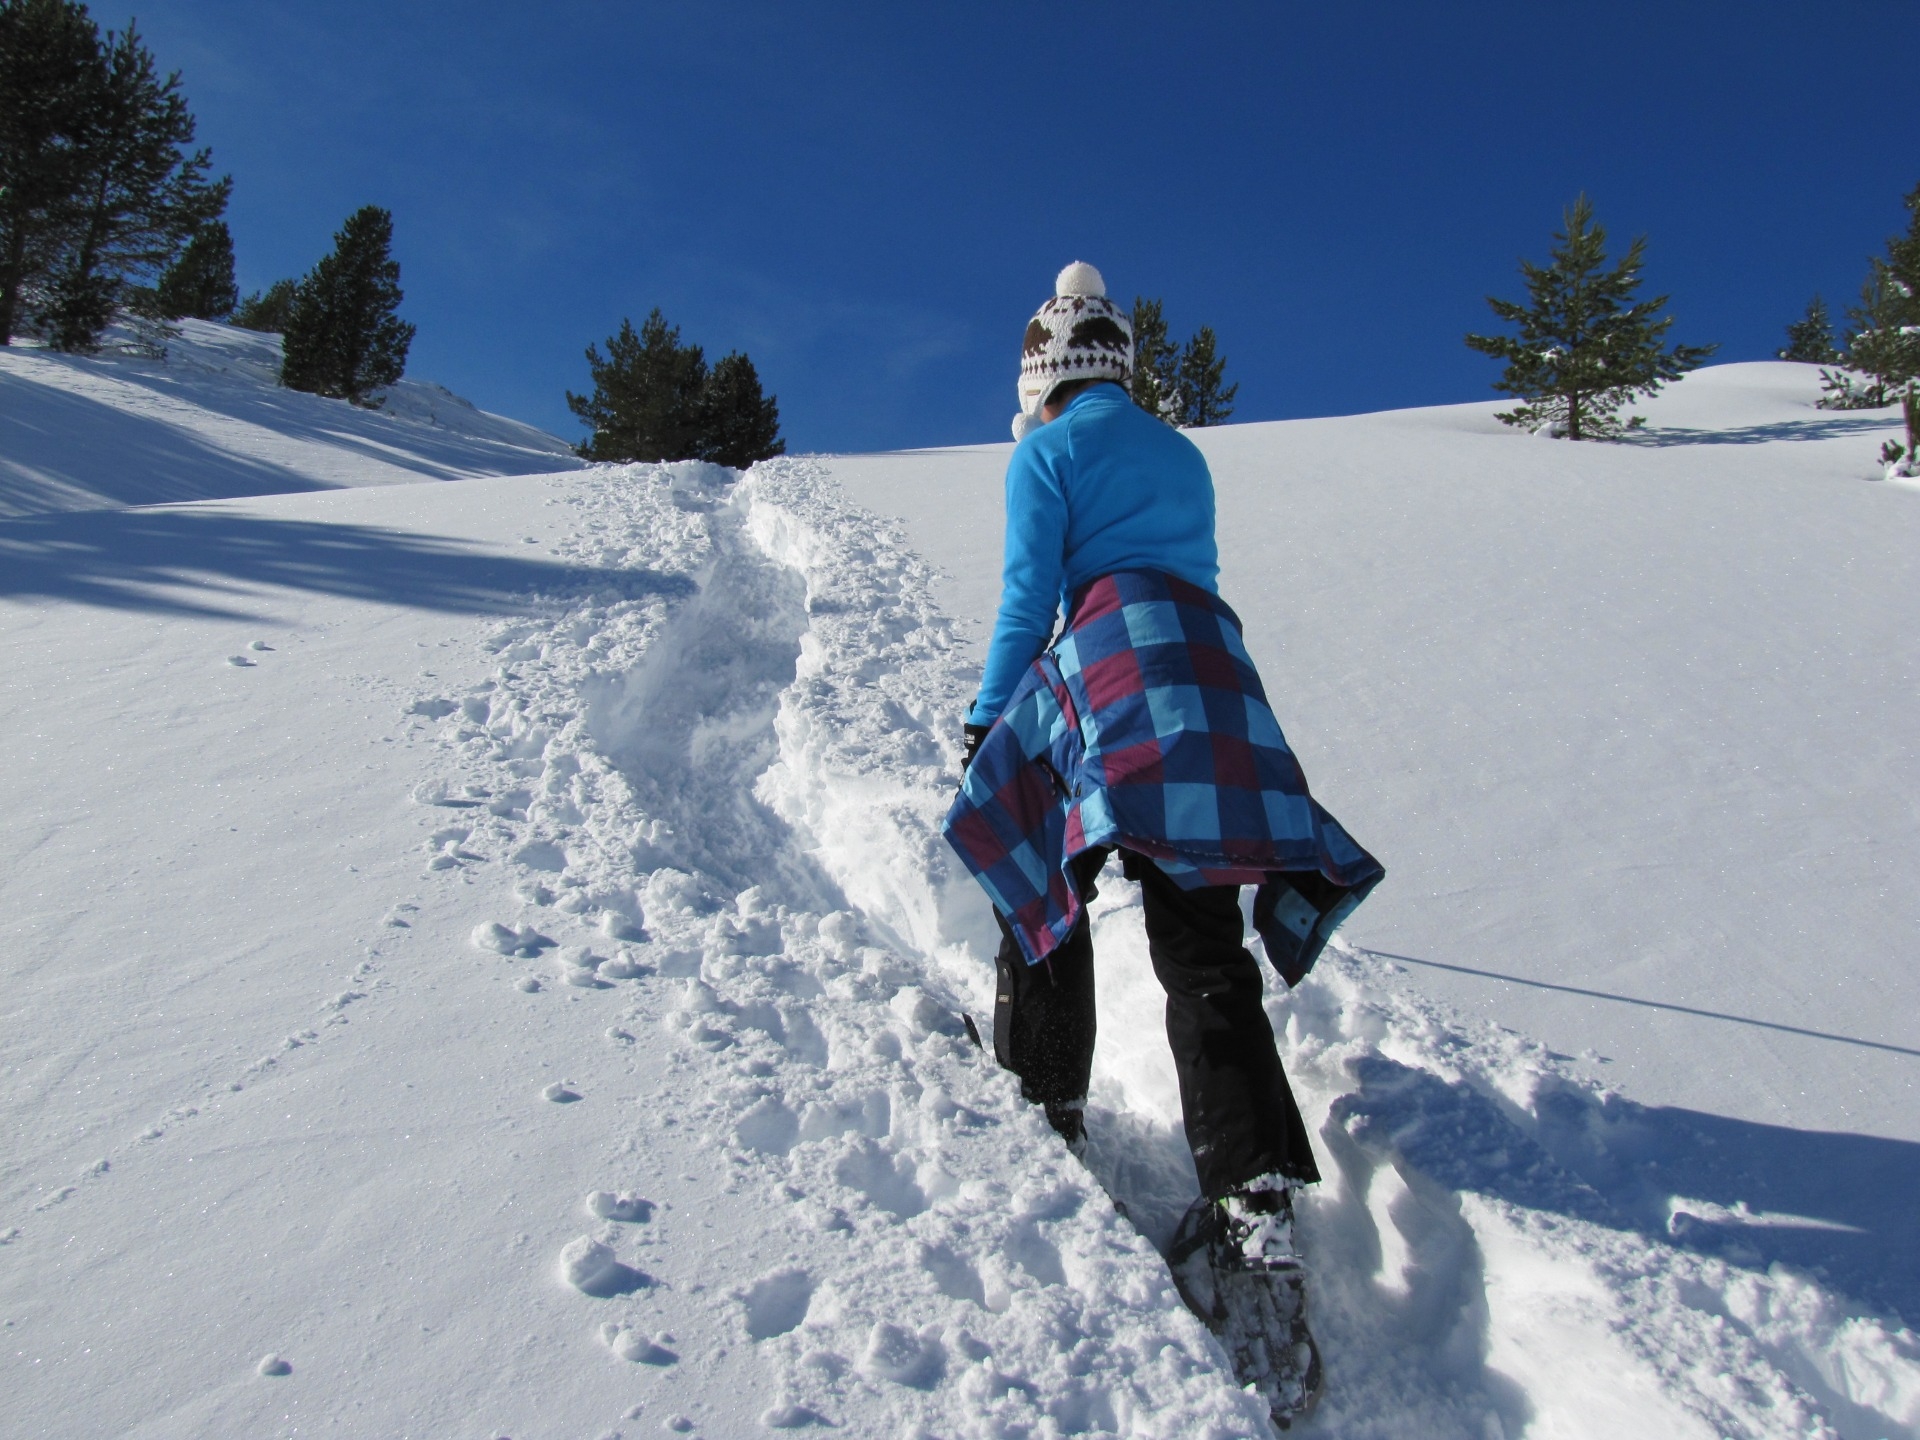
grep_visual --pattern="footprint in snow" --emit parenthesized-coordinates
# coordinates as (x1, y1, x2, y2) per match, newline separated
(248, 641, 273, 652)
(598, 951, 651, 980)
(472, 921, 552, 957)
(225, 655, 255, 667)
(543, 1082, 582, 1103)
(256, 1353, 292, 1377)
(600, 1323, 676, 1364)
(738, 1267, 812, 1340)
(559, 1236, 649, 1296)
(586, 1190, 654, 1223)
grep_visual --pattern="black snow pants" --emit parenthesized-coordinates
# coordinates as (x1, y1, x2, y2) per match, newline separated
(991, 848, 1321, 1199)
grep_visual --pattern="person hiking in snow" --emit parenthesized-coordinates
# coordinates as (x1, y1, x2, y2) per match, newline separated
(942, 261, 1384, 1427)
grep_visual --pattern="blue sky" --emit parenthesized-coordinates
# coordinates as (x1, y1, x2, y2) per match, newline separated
(136, 1, 1918, 454)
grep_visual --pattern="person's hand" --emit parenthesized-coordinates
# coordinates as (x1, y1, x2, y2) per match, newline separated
(961, 723, 991, 772)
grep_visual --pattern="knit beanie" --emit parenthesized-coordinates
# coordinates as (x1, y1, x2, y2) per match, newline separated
(1012, 261, 1132, 440)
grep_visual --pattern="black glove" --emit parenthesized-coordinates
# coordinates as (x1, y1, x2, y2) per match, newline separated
(961, 723, 991, 772)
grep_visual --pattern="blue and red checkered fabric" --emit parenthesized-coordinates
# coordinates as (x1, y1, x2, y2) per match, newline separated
(944, 570, 1383, 985)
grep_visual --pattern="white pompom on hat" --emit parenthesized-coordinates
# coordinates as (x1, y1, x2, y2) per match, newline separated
(1012, 261, 1133, 440)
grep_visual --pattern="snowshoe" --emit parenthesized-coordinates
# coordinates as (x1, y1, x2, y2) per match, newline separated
(1166, 1181, 1322, 1432)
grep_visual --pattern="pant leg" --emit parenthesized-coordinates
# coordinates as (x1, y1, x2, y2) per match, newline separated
(990, 848, 1107, 1111)
(1130, 853, 1320, 1197)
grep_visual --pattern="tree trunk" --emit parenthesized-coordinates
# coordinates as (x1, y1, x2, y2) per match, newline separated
(0, 224, 26, 344)
(1568, 391, 1582, 441)
(1905, 383, 1918, 459)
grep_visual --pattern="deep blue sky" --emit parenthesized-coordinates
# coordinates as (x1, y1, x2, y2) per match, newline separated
(135, 1, 1918, 454)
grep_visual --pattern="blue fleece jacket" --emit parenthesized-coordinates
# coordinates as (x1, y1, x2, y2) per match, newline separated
(967, 382, 1221, 726)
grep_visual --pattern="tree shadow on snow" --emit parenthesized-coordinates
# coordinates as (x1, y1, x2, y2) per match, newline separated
(0, 359, 571, 518)
(0, 506, 693, 621)
(1335, 1053, 1920, 1325)
(0, 369, 337, 514)
(1628, 413, 1899, 448)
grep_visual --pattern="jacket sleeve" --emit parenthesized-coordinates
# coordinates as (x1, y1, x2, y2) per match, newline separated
(968, 438, 1068, 725)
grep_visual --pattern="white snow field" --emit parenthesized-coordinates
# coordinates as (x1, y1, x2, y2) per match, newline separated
(0, 318, 579, 517)
(2, 349, 1917, 1439)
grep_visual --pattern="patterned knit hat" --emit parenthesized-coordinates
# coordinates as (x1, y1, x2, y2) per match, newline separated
(1012, 261, 1132, 440)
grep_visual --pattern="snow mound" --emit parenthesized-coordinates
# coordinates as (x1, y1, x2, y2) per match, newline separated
(0, 317, 579, 516)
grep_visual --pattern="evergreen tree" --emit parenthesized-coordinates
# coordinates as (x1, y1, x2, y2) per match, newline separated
(154, 217, 235, 319)
(0, 0, 109, 343)
(566, 310, 710, 462)
(1129, 296, 1179, 420)
(1821, 182, 1920, 468)
(40, 18, 228, 351)
(232, 276, 295, 332)
(280, 206, 414, 405)
(1778, 295, 1839, 364)
(1175, 325, 1237, 427)
(1465, 194, 1714, 439)
(697, 350, 785, 468)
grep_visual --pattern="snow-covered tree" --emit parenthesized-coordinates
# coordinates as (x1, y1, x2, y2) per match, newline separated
(1778, 295, 1839, 364)
(1466, 194, 1714, 439)
(280, 206, 414, 405)
(155, 218, 235, 319)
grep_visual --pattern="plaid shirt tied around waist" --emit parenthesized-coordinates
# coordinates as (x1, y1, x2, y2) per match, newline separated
(943, 570, 1384, 987)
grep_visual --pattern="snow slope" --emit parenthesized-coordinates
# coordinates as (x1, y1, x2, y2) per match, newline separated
(0, 318, 579, 517)
(2, 363, 1917, 1439)
(830, 362, 1920, 1142)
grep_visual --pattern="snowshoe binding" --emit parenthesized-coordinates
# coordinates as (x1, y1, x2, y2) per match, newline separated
(1167, 1177, 1321, 1431)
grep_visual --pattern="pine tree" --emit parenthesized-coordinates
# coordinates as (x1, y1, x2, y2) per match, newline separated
(1778, 295, 1839, 364)
(697, 351, 785, 469)
(40, 18, 228, 351)
(566, 310, 710, 462)
(1175, 325, 1237, 427)
(1466, 194, 1715, 439)
(280, 206, 414, 405)
(1129, 296, 1179, 420)
(232, 276, 295, 332)
(154, 217, 235, 319)
(1821, 182, 1920, 469)
(0, 0, 99, 343)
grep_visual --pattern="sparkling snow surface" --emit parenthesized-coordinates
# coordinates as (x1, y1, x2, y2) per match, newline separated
(2, 348, 1917, 1439)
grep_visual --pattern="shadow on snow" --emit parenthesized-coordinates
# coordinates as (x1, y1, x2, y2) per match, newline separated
(1336, 1052, 1920, 1326)
(0, 506, 692, 621)
(1631, 413, 1900, 448)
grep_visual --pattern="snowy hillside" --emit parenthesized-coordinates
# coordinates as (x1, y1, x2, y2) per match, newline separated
(2, 364, 1916, 1439)
(0, 318, 580, 517)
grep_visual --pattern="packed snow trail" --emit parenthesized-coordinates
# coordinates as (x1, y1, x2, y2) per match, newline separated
(394, 458, 1274, 1437)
